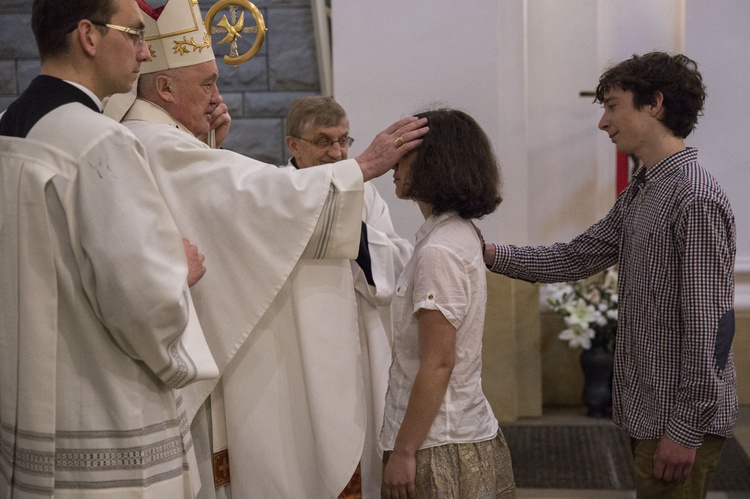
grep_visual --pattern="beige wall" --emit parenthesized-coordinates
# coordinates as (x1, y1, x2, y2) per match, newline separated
(481, 273, 542, 422)
(539, 312, 584, 406)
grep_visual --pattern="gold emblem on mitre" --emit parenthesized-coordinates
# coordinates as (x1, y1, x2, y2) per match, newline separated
(138, 0, 215, 74)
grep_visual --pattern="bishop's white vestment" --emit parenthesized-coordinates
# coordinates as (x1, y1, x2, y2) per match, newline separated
(283, 160, 413, 498)
(351, 184, 412, 498)
(122, 98, 371, 498)
(0, 77, 217, 499)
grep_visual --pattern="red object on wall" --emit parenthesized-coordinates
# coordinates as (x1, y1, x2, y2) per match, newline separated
(616, 152, 629, 195)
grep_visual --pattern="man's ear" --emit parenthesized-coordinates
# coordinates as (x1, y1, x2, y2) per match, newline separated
(650, 91, 665, 117)
(155, 74, 176, 102)
(76, 20, 99, 57)
(285, 135, 300, 157)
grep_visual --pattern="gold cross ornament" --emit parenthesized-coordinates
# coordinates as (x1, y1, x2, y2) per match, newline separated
(204, 0, 267, 66)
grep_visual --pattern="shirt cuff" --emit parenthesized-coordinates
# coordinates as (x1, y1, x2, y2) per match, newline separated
(488, 243, 511, 273)
(666, 417, 706, 449)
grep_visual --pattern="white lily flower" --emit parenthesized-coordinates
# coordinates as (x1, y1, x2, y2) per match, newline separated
(563, 301, 597, 329)
(558, 327, 595, 349)
(547, 283, 573, 303)
(551, 267, 618, 349)
(595, 313, 607, 327)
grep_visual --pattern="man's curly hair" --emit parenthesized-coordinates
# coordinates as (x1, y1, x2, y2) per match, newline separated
(595, 52, 706, 138)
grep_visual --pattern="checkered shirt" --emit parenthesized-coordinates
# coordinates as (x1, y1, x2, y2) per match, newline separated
(489, 148, 737, 447)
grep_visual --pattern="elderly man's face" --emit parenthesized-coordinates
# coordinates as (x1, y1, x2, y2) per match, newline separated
(167, 60, 220, 138)
(287, 117, 351, 168)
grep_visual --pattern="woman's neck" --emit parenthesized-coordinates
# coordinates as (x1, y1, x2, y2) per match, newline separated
(418, 201, 433, 220)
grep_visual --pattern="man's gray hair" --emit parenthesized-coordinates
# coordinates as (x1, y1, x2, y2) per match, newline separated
(286, 96, 347, 137)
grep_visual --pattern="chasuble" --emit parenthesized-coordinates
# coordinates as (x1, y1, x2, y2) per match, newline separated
(123, 98, 373, 497)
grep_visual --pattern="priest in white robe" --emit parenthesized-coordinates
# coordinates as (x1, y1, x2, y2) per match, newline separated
(0, 0, 218, 497)
(284, 96, 413, 498)
(104, 1, 427, 497)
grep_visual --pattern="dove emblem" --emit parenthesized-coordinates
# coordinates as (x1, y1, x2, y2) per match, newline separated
(217, 12, 244, 44)
(205, 0, 267, 66)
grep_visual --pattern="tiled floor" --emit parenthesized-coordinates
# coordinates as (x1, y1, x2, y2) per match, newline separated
(512, 405, 750, 499)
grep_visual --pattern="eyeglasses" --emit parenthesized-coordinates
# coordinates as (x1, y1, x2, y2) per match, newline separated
(295, 136, 354, 149)
(89, 20, 146, 45)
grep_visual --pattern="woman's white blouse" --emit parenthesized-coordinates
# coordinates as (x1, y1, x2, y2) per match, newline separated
(380, 212, 498, 451)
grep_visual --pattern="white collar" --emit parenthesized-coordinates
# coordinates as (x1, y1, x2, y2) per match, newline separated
(64, 80, 102, 111)
(414, 211, 458, 245)
(123, 98, 194, 137)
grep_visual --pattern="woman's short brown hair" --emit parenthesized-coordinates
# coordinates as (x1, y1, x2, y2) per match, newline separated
(407, 108, 502, 220)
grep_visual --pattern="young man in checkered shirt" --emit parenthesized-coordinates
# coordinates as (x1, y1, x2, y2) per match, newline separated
(482, 52, 736, 499)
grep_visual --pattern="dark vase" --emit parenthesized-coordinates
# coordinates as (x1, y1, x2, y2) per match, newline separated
(580, 344, 614, 418)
